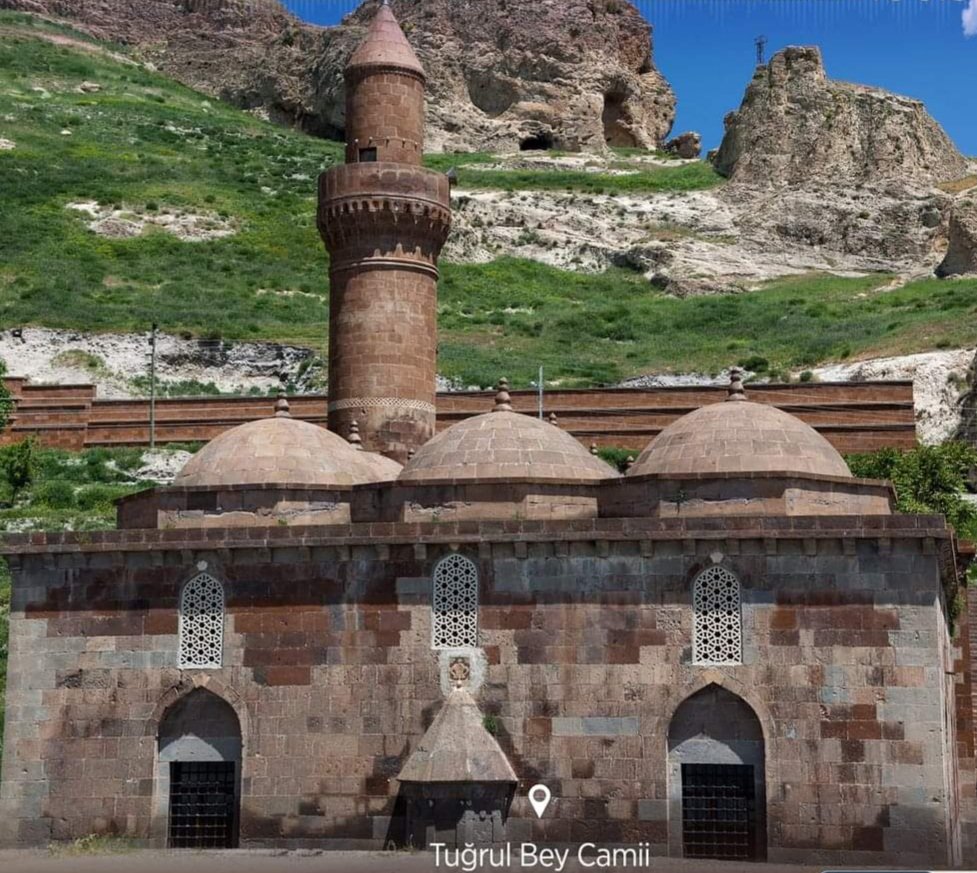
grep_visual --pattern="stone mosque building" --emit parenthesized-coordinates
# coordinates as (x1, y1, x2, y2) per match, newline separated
(1, 3, 974, 866)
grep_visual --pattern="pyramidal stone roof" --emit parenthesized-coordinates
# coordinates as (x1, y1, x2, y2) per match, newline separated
(398, 688, 517, 784)
(347, 2, 425, 77)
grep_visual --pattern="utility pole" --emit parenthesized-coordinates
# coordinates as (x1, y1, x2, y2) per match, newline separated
(149, 323, 158, 451)
(538, 365, 544, 420)
(755, 35, 767, 66)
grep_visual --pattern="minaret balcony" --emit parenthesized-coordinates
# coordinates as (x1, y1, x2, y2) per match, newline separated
(318, 161, 452, 259)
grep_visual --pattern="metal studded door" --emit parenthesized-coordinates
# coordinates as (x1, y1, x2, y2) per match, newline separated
(681, 763, 757, 861)
(168, 761, 238, 848)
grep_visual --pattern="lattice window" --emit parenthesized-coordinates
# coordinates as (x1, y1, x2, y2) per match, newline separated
(179, 573, 225, 669)
(692, 566, 742, 666)
(432, 554, 478, 649)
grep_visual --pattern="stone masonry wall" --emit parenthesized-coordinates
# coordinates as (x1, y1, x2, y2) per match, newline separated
(958, 589, 977, 863)
(0, 532, 957, 865)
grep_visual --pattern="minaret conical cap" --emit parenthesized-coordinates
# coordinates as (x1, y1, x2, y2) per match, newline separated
(347, 2, 425, 78)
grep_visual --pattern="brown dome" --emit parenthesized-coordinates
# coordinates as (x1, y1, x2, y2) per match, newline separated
(398, 411, 617, 482)
(174, 417, 401, 488)
(355, 450, 405, 482)
(347, 3, 425, 77)
(629, 400, 852, 479)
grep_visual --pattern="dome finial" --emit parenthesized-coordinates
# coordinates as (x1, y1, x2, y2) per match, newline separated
(493, 377, 513, 412)
(727, 366, 747, 402)
(590, 442, 599, 456)
(274, 391, 291, 418)
(548, 411, 558, 428)
(625, 455, 635, 472)
(348, 419, 363, 450)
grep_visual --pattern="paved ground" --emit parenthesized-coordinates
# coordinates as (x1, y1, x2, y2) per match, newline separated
(0, 850, 846, 873)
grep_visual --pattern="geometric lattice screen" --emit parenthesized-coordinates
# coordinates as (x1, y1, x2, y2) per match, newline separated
(692, 566, 742, 666)
(178, 573, 225, 669)
(432, 553, 479, 649)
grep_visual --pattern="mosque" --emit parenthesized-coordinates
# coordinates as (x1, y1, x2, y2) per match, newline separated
(1, 3, 973, 866)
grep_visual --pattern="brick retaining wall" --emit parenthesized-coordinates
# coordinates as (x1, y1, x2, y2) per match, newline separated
(1, 378, 918, 454)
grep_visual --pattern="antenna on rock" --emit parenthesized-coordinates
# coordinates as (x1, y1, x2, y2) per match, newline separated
(755, 35, 767, 66)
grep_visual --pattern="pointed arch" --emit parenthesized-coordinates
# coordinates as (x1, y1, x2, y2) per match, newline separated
(667, 683, 766, 861)
(432, 553, 479, 649)
(154, 687, 242, 849)
(178, 572, 224, 669)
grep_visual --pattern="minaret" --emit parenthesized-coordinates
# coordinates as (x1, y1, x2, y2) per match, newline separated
(317, 1, 452, 462)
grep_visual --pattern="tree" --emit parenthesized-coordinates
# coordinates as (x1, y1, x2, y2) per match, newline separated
(0, 439, 36, 504)
(846, 442, 977, 540)
(0, 358, 10, 434)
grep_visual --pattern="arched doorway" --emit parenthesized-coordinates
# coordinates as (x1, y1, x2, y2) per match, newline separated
(157, 689, 242, 848)
(667, 684, 766, 861)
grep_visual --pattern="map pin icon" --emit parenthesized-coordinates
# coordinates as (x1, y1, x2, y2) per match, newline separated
(529, 784, 552, 818)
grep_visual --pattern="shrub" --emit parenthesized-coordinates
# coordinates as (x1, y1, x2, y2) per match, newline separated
(76, 484, 123, 511)
(738, 355, 769, 373)
(597, 446, 635, 472)
(0, 439, 36, 502)
(0, 359, 10, 433)
(32, 480, 76, 509)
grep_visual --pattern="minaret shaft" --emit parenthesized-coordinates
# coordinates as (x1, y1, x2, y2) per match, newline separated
(317, 3, 451, 462)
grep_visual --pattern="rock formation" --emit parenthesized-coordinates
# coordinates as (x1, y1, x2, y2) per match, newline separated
(2, 0, 676, 152)
(937, 201, 977, 277)
(713, 46, 967, 189)
(664, 131, 701, 159)
(333, 0, 675, 153)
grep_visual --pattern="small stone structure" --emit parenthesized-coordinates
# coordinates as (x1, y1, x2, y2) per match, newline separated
(0, 6, 974, 867)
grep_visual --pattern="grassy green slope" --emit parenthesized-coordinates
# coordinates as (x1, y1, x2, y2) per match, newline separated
(0, 14, 341, 349)
(1, 14, 977, 389)
(438, 264, 977, 385)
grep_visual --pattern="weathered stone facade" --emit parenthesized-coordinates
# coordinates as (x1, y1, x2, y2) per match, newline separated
(0, 513, 966, 864)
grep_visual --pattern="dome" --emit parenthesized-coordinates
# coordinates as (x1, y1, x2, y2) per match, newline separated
(628, 399, 852, 479)
(399, 395, 616, 483)
(174, 416, 401, 488)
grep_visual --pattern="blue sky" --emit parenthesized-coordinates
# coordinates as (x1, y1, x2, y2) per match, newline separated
(282, 0, 977, 154)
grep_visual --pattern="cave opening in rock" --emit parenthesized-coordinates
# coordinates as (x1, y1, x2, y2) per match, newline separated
(519, 132, 554, 151)
(602, 90, 637, 147)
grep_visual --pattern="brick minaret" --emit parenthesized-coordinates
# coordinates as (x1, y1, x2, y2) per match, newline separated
(318, 1, 451, 462)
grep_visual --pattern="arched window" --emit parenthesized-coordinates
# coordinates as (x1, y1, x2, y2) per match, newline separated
(692, 566, 742, 666)
(178, 573, 225, 669)
(432, 554, 479, 649)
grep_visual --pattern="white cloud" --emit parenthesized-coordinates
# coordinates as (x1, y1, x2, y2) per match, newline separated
(964, 0, 977, 37)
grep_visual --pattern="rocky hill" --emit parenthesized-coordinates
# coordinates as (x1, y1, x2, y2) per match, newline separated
(0, 10, 975, 434)
(0, 0, 676, 152)
(714, 46, 968, 189)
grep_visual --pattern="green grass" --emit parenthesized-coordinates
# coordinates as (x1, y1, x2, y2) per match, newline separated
(447, 161, 722, 194)
(0, 19, 341, 349)
(423, 149, 719, 193)
(437, 261, 977, 386)
(48, 834, 137, 856)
